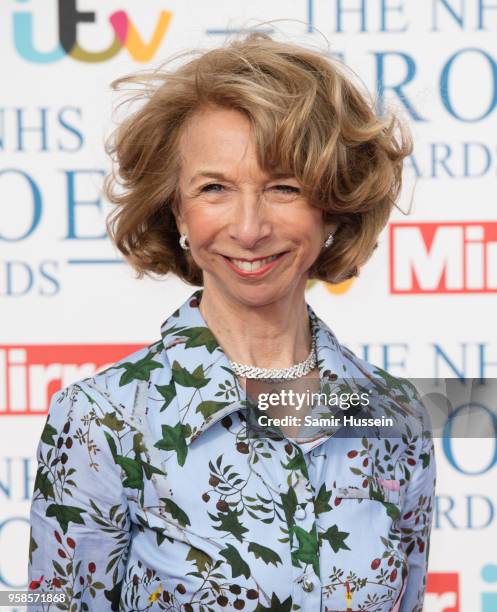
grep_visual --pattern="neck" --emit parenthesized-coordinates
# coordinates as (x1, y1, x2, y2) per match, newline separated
(198, 282, 313, 370)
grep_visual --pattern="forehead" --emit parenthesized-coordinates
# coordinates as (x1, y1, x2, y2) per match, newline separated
(177, 105, 294, 182)
(179, 107, 270, 173)
(179, 106, 252, 161)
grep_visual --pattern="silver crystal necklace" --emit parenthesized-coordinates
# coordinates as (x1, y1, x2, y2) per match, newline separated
(229, 329, 317, 380)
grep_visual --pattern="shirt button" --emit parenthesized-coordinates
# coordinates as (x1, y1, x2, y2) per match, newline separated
(302, 579, 314, 592)
(294, 506, 307, 520)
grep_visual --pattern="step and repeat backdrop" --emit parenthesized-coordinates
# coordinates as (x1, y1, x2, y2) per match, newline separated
(1, 1, 496, 610)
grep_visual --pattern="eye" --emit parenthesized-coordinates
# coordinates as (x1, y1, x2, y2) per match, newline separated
(200, 183, 225, 193)
(270, 184, 300, 193)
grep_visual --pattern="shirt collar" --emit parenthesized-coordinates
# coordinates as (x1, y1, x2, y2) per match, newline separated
(160, 288, 356, 446)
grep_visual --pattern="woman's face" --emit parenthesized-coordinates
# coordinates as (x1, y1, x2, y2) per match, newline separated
(175, 105, 337, 307)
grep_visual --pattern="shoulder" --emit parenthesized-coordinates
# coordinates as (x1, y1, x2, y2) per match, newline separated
(42, 337, 173, 457)
(75, 338, 171, 405)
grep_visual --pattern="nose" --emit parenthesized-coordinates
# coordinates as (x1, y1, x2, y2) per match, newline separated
(227, 190, 272, 249)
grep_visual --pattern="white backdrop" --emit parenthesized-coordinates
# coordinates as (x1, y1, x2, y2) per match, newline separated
(1, 1, 496, 610)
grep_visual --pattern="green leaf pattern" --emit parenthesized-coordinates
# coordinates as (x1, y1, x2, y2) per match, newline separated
(28, 289, 436, 611)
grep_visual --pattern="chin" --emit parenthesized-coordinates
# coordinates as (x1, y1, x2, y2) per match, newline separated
(221, 281, 297, 308)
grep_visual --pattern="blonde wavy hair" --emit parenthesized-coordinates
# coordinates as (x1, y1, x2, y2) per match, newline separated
(104, 32, 413, 285)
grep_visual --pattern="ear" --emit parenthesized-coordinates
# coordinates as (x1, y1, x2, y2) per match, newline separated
(172, 209, 187, 237)
(320, 210, 339, 235)
(324, 220, 340, 239)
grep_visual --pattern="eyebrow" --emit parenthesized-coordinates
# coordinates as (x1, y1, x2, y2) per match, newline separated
(189, 170, 297, 185)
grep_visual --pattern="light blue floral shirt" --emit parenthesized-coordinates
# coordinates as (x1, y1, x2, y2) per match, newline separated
(28, 289, 436, 611)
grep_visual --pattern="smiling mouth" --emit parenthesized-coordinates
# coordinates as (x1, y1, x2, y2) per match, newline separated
(222, 252, 287, 272)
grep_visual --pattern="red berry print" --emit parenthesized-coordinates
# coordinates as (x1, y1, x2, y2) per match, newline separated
(29, 576, 43, 590)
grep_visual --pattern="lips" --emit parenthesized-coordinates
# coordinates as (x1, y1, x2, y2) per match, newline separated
(229, 254, 279, 272)
(222, 251, 287, 277)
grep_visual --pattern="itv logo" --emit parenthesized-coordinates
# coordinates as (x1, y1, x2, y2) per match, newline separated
(13, 0, 173, 63)
(389, 221, 497, 294)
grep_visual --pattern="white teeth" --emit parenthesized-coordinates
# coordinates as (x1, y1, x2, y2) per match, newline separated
(230, 255, 278, 272)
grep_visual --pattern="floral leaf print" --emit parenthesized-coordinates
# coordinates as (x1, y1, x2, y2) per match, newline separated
(161, 323, 187, 337)
(29, 533, 38, 565)
(171, 360, 210, 388)
(209, 507, 249, 541)
(141, 461, 166, 480)
(117, 352, 163, 386)
(371, 367, 412, 403)
(281, 450, 309, 480)
(181, 326, 219, 353)
(255, 593, 293, 611)
(33, 467, 55, 501)
(87, 501, 130, 583)
(155, 379, 176, 411)
(247, 542, 282, 567)
(219, 544, 251, 579)
(29, 383, 132, 610)
(28, 291, 435, 612)
(279, 486, 298, 531)
(132, 432, 147, 454)
(46, 503, 85, 534)
(196, 400, 231, 419)
(99, 411, 125, 432)
(116, 457, 144, 489)
(420, 451, 431, 468)
(105, 432, 165, 490)
(319, 524, 351, 553)
(160, 498, 191, 528)
(186, 546, 213, 573)
(314, 484, 332, 516)
(104, 579, 123, 611)
(291, 525, 320, 575)
(154, 422, 189, 466)
(40, 422, 58, 446)
(382, 501, 401, 521)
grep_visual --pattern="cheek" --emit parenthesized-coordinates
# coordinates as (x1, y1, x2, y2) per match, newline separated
(183, 207, 219, 243)
(281, 204, 322, 234)
(294, 216, 323, 246)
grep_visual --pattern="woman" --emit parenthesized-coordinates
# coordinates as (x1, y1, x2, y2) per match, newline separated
(28, 33, 436, 611)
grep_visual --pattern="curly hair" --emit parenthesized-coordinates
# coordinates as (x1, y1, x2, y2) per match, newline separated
(103, 32, 413, 286)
